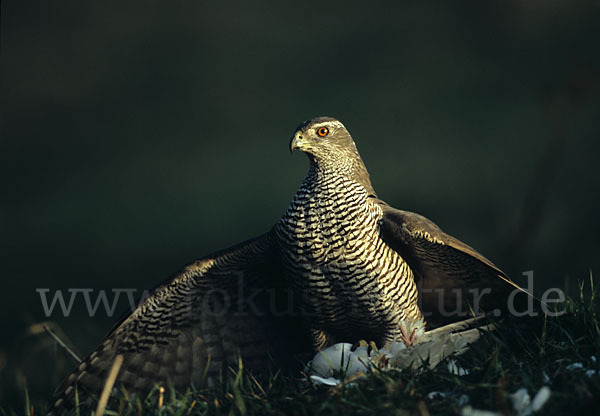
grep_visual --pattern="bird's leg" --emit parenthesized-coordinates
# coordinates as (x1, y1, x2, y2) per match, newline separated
(310, 328, 334, 351)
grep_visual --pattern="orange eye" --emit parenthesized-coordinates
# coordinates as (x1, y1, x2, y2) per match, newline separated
(316, 127, 329, 137)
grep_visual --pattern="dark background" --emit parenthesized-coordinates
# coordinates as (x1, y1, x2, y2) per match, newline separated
(1, 0, 599, 410)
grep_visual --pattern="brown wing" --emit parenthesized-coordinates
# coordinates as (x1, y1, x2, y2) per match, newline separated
(377, 201, 528, 326)
(49, 231, 310, 415)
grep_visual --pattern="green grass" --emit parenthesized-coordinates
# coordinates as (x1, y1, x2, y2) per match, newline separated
(6, 277, 600, 416)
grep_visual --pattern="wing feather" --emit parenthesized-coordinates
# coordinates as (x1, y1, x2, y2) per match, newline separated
(377, 202, 530, 326)
(49, 231, 309, 415)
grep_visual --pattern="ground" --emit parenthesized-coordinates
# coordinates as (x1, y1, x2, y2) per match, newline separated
(8, 277, 600, 416)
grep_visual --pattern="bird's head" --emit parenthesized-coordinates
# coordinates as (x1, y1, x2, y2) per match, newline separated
(290, 116, 359, 160)
(290, 116, 375, 194)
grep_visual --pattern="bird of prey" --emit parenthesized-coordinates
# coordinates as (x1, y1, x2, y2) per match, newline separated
(49, 116, 523, 414)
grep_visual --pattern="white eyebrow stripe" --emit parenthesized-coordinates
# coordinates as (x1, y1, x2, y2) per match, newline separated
(312, 120, 345, 130)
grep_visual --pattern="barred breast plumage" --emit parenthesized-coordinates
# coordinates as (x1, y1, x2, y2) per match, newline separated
(275, 165, 422, 348)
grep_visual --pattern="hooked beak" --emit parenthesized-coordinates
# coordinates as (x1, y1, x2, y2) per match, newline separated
(289, 131, 304, 153)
